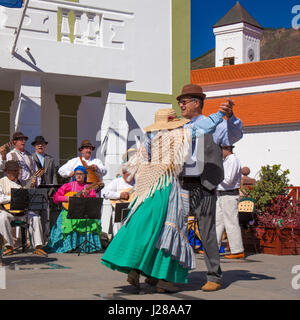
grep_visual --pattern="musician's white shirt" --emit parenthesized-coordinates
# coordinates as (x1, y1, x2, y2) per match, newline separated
(0, 176, 44, 248)
(101, 176, 133, 200)
(0, 176, 21, 204)
(58, 156, 107, 179)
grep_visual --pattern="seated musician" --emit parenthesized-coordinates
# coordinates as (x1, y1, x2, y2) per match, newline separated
(101, 166, 135, 237)
(45, 166, 102, 253)
(0, 160, 47, 257)
(57, 140, 107, 183)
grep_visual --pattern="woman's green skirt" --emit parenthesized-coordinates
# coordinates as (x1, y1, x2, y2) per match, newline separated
(101, 183, 189, 283)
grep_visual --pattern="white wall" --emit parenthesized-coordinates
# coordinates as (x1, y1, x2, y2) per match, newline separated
(77, 96, 104, 156)
(0, 0, 172, 93)
(214, 23, 244, 67)
(235, 130, 300, 186)
(125, 0, 172, 94)
(214, 22, 262, 67)
(126, 100, 172, 148)
(41, 90, 59, 165)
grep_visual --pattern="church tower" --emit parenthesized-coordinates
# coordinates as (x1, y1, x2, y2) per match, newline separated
(213, 2, 263, 67)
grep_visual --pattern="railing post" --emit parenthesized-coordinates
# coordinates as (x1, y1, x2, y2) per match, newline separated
(61, 8, 71, 43)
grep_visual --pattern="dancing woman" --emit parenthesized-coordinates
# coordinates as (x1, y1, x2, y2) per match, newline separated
(101, 108, 225, 292)
(46, 165, 102, 253)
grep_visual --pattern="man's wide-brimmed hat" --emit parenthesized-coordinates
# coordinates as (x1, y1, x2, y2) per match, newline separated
(31, 136, 48, 146)
(144, 108, 189, 132)
(176, 84, 206, 101)
(12, 131, 28, 141)
(78, 139, 95, 151)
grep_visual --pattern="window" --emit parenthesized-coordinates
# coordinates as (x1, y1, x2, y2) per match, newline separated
(223, 57, 235, 66)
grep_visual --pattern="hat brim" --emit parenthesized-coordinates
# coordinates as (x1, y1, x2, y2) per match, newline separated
(78, 146, 95, 151)
(31, 141, 48, 146)
(176, 92, 206, 101)
(144, 118, 189, 132)
(13, 136, 28, 141)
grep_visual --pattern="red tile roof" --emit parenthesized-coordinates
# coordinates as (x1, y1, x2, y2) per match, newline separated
(203, 90, 300, 127)
(191, 55, 300, 86)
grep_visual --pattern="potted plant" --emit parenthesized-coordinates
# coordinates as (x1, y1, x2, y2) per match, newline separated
(241, 164, 300, 255)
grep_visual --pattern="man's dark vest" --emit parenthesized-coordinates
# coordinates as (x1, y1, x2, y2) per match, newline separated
(182, 134, 224, 192)
(199, 134, 224, 191)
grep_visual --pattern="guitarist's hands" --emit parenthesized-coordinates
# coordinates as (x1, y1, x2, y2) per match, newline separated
(120, 192, 129, 200)
(89, 164, 98, 172)
(81, 186, 89, 197)
(30, 176, 37, 188)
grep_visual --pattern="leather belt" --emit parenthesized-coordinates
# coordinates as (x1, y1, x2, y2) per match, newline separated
(217, 189, 239, 196)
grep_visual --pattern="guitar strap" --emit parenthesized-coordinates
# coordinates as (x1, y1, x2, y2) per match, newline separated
(11, 151, 34, 175)
(80, 156, 86, 168)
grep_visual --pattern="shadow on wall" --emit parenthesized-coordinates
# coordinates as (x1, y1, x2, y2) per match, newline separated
(126, 107, 144, 150)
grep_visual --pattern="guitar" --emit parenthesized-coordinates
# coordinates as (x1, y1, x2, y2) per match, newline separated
(62, 181, 103, 210)
(80, 157, 102, 184)
(0, 141, 13, 149)
(110, 187, 135, 209)
(2, 168, 45, 216)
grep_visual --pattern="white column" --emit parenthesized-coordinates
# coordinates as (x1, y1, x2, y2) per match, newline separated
(99, 80, 128, 181)
(13, 73, 42, 153)
(98, 80, 128, 235)
(41, 90, 60, 165)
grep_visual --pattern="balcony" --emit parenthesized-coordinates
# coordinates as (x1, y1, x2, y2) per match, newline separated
(0, 0, 134, 81)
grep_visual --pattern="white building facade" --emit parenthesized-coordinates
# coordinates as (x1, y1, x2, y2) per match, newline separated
(0, 0, 190, 176)
(0, 0, 191, 233)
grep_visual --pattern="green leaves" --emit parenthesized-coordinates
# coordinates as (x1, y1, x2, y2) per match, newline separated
(247, 164, 290, 214)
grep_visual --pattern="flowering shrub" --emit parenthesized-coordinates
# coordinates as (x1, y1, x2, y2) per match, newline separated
(255, 195, 300, 229)
(242, 164, 300, 229)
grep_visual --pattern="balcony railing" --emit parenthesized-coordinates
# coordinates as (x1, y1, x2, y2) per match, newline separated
(1, 0, 133, 49)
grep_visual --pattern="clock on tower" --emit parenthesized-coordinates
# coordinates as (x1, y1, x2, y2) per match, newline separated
(248, 48, 255, 62)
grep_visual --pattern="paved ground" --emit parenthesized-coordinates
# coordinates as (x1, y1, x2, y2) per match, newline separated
(0, 249, 299, 301)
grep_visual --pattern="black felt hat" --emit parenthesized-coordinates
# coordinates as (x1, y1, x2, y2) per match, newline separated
(31, 136, 48, 146)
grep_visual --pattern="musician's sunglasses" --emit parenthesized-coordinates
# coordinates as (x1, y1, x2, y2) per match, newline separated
(75, 173, 85, 176)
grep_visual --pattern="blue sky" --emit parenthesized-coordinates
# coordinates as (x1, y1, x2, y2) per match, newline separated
(191, 0, 300, 59)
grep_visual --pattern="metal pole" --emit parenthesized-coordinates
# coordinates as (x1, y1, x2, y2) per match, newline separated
(11, 0, 30, 55)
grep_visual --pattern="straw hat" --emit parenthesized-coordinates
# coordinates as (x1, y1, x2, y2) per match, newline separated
(144, 108, 189, 132)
